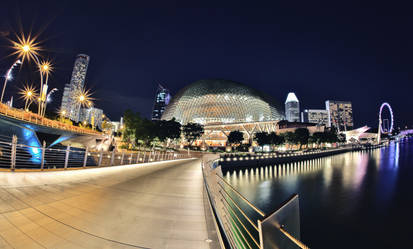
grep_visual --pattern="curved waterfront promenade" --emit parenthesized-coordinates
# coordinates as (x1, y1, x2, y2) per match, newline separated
(0, 159, 217, 249)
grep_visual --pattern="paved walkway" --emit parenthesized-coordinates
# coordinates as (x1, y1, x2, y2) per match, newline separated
(0, 159, 217, 249)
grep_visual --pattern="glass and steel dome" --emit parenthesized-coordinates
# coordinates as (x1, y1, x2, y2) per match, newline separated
(162, 79, 284, 125)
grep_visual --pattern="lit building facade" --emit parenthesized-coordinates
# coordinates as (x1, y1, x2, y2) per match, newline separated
(162, 79, 284, 125)
(60, 54, 90, 122)
(302, 109, 329, 127)
(151, 84, 171, 120)
(276, 120, 325, 135)
(79, 107, 103, 129)
(111, 121, 121, 133)
(325, 100, 353, 131)
(162, 79, 284, 146)
(285, 92, 300, 122)
(60, 84, 71, 114)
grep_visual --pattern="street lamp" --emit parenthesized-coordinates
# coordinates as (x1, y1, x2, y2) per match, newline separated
(73, 88, 93, 123)
(38, 60, 53, 116)
(10, 34, 41, 63)
(1, 60, 22, 103)
(41, 87, 57, 117)
(18, 84, 38, 110)
(58, 109, 67, 121)
(11, 34, 53, 116)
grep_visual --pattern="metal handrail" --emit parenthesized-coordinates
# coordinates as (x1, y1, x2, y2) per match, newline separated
(222, 206, 252, 249)
(0, 135, 193, 170)
(218, 183, 259, 231)
(222, 214, 248, 249)
(278, 226, 310, 249)
(216, 173, 266, 217)
(203, 157, 312, 249)
(0, 103, 101, 135)
(221, 195, 261, 248)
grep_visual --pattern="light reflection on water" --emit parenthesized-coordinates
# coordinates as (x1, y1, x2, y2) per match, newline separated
(226, 138, 411, 249)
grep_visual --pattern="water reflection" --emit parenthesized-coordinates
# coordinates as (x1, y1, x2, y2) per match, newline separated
(225, 140, 408, 249)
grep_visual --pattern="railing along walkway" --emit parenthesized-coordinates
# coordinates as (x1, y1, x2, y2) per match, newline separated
(0, 103, 101, 135)
(0, 135, 191, 170)
(203, 156, 310, 249)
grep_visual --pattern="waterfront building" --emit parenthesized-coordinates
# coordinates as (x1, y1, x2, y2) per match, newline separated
(80, 107, 103, 129)
(151, 84, 171, 120)
(302, 109, 329, 127)
(285, 92, 300, 122)
(325, 100, 354, 131)
(276, 120, 325, 135)
(60, 54, 90, 122)
(162, 79, 284, 146)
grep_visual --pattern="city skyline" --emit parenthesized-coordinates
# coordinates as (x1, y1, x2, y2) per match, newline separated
(0, 1, 412, 128)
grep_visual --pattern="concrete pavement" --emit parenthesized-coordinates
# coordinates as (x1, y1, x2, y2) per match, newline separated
(0, 158, 217, 249)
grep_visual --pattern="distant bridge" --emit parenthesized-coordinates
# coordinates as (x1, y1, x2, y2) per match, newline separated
(0, 103, 109, 151)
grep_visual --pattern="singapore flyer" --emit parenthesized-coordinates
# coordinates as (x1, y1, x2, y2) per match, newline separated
(379, 102, 394, 133)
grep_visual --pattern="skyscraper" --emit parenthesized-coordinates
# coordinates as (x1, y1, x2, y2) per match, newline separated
(302, 109, 329, 126)
(285, 92, 300, 122)
(79, 107, 103, 129)
(60, 54, 90, 122)
(152, 84, 171, 120)
(325, 100, 353, 131)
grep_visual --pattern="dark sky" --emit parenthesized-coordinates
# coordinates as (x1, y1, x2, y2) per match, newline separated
(0, 1, 412, 128)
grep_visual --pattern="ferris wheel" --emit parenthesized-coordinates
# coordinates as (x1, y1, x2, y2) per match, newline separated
(379, 102, 394, 133)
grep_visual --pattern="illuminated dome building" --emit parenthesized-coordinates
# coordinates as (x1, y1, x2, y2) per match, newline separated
(162, 79, 284, 147)
(162, 79, 284, 125)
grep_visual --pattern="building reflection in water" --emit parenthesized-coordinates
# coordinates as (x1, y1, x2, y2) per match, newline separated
(222, 141, 408, 249)
(225, 142, 401, 213)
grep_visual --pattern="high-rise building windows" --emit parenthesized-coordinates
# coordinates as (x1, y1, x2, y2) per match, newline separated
(302, 109, 329, 126)
(60, 54, 90, 123)
(152, 85, 171, 120)
(325, 100, 354, 131)
(285, 92, 300, 122)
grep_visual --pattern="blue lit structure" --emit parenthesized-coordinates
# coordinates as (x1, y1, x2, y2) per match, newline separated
(0, 114, 105, 165)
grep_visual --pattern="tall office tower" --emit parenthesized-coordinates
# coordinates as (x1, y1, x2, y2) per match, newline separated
(152, 84, 171, 120)
(285, 92, 300, 122)
(60, 84, 71, 117)
(80, 107, 103, 129)
(60, 54, 90, 122)
(325, 100, 354, 131)
(302, 109, 329, 126)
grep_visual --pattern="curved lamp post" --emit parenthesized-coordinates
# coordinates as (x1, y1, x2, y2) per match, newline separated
(1, 60, 21, 103)
(41, 87, 57, 117)
(11, 34, 52, 116)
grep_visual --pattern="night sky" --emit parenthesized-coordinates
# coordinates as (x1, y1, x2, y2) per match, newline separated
(0, 1, 412, 128)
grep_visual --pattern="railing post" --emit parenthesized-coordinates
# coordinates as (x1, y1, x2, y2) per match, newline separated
(136, 151, 140, 163)
(128, 153, 132, 164)
(10, 135, 17, 171)
(98, 150, 103, 166)
(64, 145, 70, 169)
(40, 141, 46, 170)
(143, 151, 147, 162)
(120, 152, 124, 165)
(110, 150, 115, 166)
(83, 147, 88, 167)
